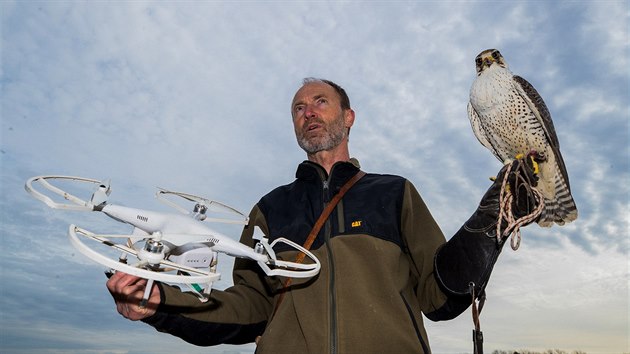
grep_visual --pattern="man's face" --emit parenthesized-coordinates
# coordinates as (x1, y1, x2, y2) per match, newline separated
(291, 82, 351, 154)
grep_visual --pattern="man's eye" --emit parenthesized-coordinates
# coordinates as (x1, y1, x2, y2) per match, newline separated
(317, 98, 327, 104)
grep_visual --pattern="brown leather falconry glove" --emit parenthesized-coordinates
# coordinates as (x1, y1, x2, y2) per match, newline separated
(433, 157, 540, 303)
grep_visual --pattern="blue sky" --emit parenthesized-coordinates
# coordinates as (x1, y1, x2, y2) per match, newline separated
(1, 1, 628, 353)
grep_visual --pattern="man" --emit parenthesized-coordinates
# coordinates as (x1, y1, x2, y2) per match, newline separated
(107, 78, 537, 353)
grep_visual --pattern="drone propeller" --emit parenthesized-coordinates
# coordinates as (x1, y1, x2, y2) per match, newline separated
(156, 188, 249, 225)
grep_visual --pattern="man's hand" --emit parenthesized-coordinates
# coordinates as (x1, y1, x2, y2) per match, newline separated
(106, 272, 160, 321)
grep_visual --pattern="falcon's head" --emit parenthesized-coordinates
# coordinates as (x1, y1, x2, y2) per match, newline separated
(474, 49, 508, 75)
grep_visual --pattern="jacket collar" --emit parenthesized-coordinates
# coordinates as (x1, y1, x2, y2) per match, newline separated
(295, 158, 361, 187)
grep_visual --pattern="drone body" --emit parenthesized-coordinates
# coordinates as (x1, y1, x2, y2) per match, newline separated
(94, 202, 266, 261)
(25, 175, 320, 303)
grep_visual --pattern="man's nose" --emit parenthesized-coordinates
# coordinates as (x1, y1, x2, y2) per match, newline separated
(304, 105, 317, 120)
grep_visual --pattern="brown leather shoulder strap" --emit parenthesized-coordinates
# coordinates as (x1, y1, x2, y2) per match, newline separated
(294, 170, 366, 264)
(271, 170, 366, 318)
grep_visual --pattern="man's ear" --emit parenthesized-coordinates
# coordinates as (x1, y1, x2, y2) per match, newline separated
(344, 109, 355, 129)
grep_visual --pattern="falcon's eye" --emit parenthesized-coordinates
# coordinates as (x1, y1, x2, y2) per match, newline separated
(492, 51, 500, 59)
(475, 58, 482, 66)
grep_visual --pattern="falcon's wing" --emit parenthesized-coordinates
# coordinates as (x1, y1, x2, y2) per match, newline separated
(513, 75, 570, 189)
(512, 76, 560, 148)
(467, 101, 501, 160)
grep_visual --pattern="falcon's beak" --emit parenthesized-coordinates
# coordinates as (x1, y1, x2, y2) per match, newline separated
(483, 56, 494, 68)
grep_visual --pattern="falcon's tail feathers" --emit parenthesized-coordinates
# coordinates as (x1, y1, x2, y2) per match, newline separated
(537, 174, 578, 227)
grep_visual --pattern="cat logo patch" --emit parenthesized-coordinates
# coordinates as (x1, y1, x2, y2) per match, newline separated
(351, 220, 362, 228)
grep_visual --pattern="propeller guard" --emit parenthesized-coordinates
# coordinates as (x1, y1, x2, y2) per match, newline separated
(257, 237, 321, 278)
(25, 175, 106, 210)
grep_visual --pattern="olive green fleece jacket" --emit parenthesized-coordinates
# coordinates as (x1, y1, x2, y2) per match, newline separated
(144, 160, 468, 353)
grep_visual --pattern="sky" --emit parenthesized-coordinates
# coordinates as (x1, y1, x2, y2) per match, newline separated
(1, 1, 628, 353)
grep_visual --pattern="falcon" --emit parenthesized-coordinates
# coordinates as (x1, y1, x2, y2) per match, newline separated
(467, 49, 577, 227)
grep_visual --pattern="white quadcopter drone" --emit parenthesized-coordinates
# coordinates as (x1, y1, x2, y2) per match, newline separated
(25, 175, 320, 305)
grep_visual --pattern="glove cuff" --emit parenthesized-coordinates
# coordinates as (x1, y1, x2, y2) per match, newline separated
(434, 223, 506, 298)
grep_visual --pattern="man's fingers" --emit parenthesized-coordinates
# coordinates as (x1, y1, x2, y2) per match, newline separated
(107, 272, 144, 295)
(106, 272, 159, 320)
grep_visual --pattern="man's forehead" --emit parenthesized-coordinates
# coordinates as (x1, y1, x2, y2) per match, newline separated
(292, 82, 337, 105)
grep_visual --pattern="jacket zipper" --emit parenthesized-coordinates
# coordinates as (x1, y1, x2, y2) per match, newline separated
(322, 177, 338, 354)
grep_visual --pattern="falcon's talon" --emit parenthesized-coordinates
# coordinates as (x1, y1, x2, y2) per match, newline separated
(529, 156, 540, 175)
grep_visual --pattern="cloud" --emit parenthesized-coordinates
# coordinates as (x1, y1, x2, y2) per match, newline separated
(1, 1, 628, 353)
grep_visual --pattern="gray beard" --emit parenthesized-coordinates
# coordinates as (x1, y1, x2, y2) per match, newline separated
(297, 117, 347, 154)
